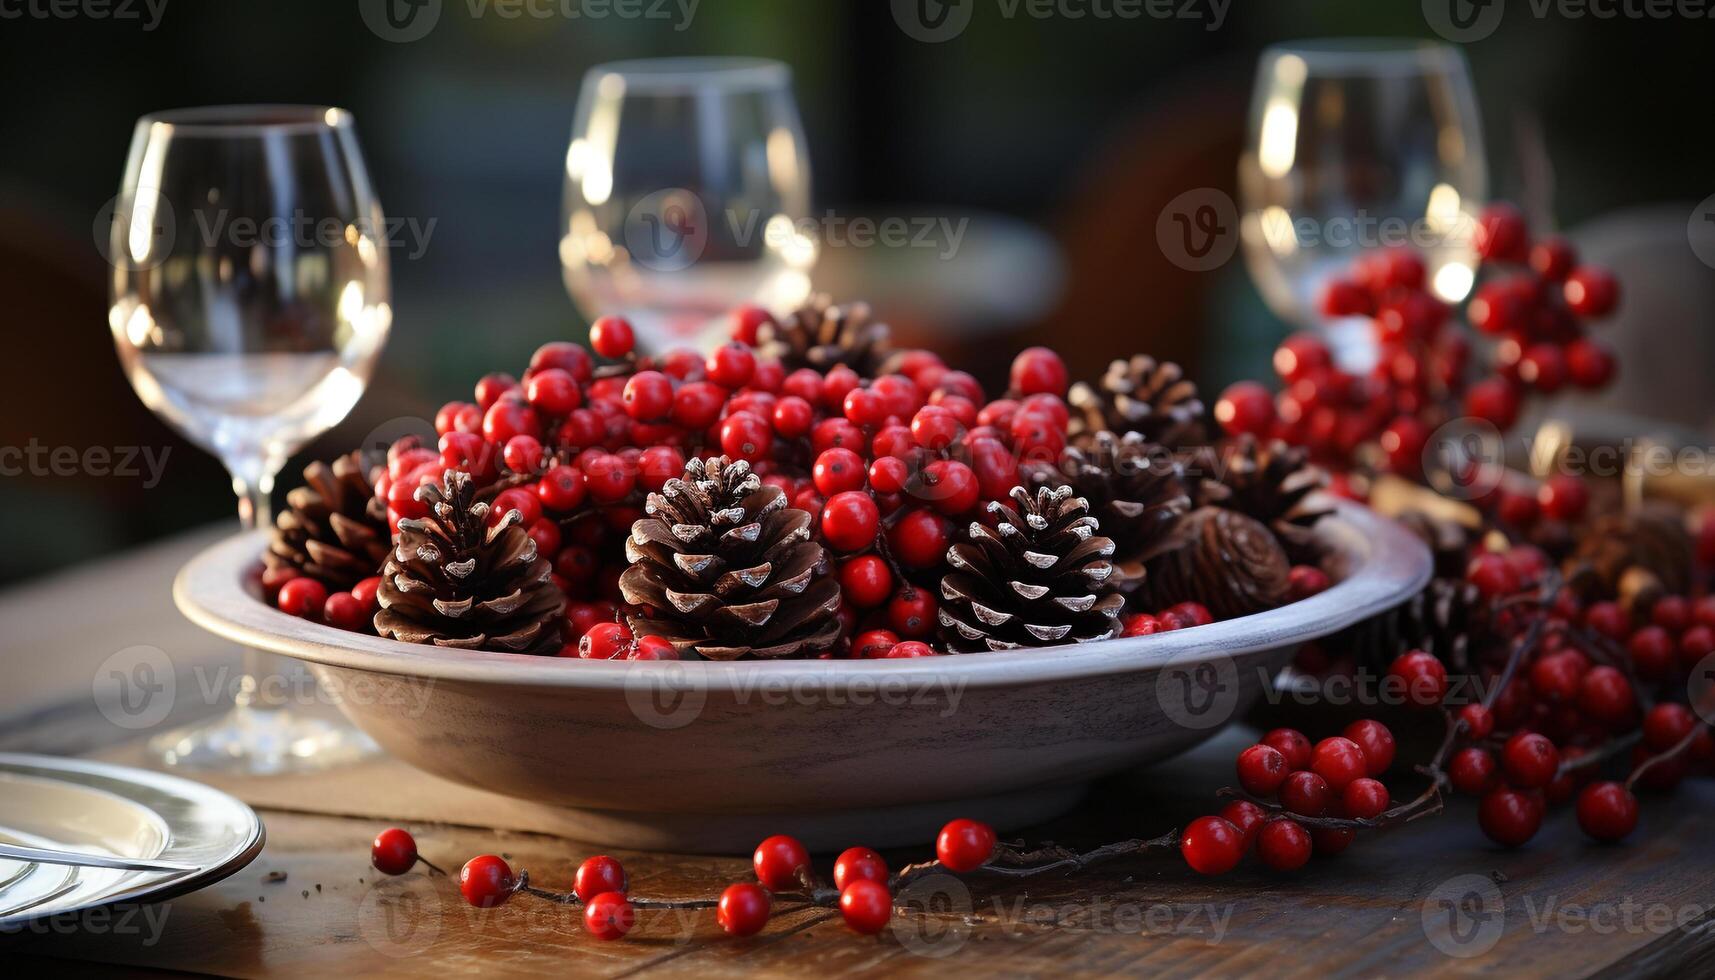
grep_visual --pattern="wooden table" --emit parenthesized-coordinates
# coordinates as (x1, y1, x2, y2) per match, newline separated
(4, 527, 1714, 977)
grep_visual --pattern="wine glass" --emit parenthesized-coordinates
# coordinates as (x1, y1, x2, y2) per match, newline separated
(108, 105, 390, 774)
(561, 57, 816, 353)
(1239, 39, 1488, 370)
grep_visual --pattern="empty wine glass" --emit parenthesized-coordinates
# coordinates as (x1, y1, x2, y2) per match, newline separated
(108, 105, 390, 774)
(1239, 39, 1488, 370)
(561, 57, 816, 352)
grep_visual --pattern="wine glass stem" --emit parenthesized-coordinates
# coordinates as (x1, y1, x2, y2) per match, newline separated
(231, 461, 293, 711)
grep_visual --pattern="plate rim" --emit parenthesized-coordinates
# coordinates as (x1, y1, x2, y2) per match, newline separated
(173, 498, 1431, 690)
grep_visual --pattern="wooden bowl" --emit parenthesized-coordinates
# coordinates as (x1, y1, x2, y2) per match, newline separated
(174, 499, 1428, 853)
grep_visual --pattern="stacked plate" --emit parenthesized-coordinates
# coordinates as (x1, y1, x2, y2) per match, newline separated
(0, 754, 263, 928)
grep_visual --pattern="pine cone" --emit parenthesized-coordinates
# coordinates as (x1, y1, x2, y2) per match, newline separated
(1327, 577, 1488, 673)
(938, 485, 1125, 653)
(1564, 504, 1693, 600)
(1025, 431, 1192, 593)
(1142, 507, 1291, 620)
(1068, 355, 1206, 449)
(620, 456, 841, 660)
(757, 294, 892, 376)
(374, 470, 565, 654)
(1202, 435, 1332, 560)
(1395, 510, 1476, 580)
(265, 451, 390, 590)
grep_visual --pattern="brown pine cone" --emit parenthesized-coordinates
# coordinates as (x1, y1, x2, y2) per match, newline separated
(1326, 577, 1488, 674)
(1025, 431, 1192, 593)
(1202, 435, 1331, 561)
(938, 485, 1125, 653)
(1143, 507, 1291, 620)
(265, 451, 390, 591)
(1564, 504, 1693, 600)
(1068, 355, 1206, 449)
(373, 470, 565, 654)
(756, 294, 893, 376)
(1395, 509, 1477, 580)
(620, 456, 841, 660)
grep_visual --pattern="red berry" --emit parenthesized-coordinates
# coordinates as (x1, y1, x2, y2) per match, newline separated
(620, 370, 672, 422)
(475, 372, 519, 411)
(853, 629, 900, 659)
(1675, 623, 1714, 677)
(526, 367, 582, 416)
(1565, 338, 1616, 389)
(1575, 781, 1638, 843)
(1585, 600, 1630, 641)
(352, 576, 382, 613)
(1458, 704, 1495, 740)
(1261, 728, 1313, 770)
(1578, 666, 1635, 729)
(1342, 720, 1396, 776)
(821, 491, 881, 551)
(1450, 747, 1498, 795)
(813, 448, 866, 497)
(278, 577, 328, 619)
(889, 509, 951, 568)
(1180, 816, 1244, 875)
(730, 304, 773, 345)
(629, 635, 679, 660)
(1530, 237, 1577, 280)
(1531, 651, 1585, 703)
(1642, 703, 1696, 752)
(1009, 346, 1068, 397)
(705, 342, 756, 389)
(1273, 333, 1332, 382)
(1388, 650, 1449, 708)
(1257, 818, 1312, 871)
(717, 882, 771, 936)
(1342, 778, 1390, 820)
(719, 412, 773, 463)
(1286, 565, 1332, 602)
(574, 855, 628, 901)
(1215, 381, 1277, 438)
(371, 827, 418, 875)
(1537, 474, 1589, 522)
(1628, 626, 1676, 680)
(833, 847, 889, 891)
(885, 641, 936, 658)
(838, 556, 893, 608)
(531, 340, 594, 382)
(1466, 553, 1521, 599)
(459, 855, 514, 908)
(887, 589, 938, 638)
(1464, 378, 1521, 431)
(1564, 266, 1619, 318)
(590, 316, 635, 358)
(1319, 279, 1372, 318)
(1311, 737, 1368, 792)
(503, 434, 545, 475)
(1502, 732, 1560, 789)
(322, 591, 368, 632)
(537, 464, 587, 512)
(753, 835, 810, 892)
(1518, 343, 1567, 394)
(1219, 800, 1267, 849)
(936, 818, 996, 872)
(583, 892, 634, 941)
(1479, 789, 1545, 849)
(579, 621, 633, 660)
(492, 486, 544, 529)
(1236, 744, 1289, 797)
(838, 879, 892, 934)
(1475, 202, 1529, 263)
(1280, 770, 1331, 817)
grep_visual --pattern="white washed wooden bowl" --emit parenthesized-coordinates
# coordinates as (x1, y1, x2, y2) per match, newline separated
(174, 499, 1428, 853)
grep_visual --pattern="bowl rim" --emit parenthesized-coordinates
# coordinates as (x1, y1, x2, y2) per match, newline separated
(173, 498, 1430, 691)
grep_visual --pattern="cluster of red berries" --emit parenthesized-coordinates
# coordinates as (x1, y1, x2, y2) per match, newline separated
(371, 818, 999, 940)
(1214, 202, 1620, 476)
(1181, 719, 1397, 874)
(262, 567, 383, 631)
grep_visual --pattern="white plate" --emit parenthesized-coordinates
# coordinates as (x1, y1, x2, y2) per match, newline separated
(0, 754, 264, 929)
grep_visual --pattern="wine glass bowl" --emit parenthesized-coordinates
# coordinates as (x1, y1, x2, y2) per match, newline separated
(1239, 39, 1487, 369)
(561, 58, 815, 353)
(108, 104, 389, 774)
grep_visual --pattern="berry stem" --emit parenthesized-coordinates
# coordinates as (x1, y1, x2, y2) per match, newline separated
(1625, 725, 1703, 792)
(889, 830, 1180, 891)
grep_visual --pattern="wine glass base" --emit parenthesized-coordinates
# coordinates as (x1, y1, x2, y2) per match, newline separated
(149, 705, 379, 776)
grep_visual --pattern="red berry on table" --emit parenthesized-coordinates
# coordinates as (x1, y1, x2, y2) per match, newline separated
(459, 855, 514, 908)
(730, 304, 773, 345)
(838, 556, 894, 608)
(1466, 553, 1521, 599)
(1311, 737, 1368, 792)
(1450, 747, 1498, 796)
(1578, 666, 1635, 729)
(1009, 346, 1068, 397)
(1215, 381, 1277, 438)
(1257, 818, 1312, 871)
(371, 827, 418, 875)
(1388, 650, 1449, 708)
(821, 492, 881, 551)
(752, 835, 810, 892)
(583, 892, 634, 941)
(1564, 265, 1619, 318)
(1261, 728, 1313, 770)
(1342, 720, 1396, 776)
(838, 879, 893, 934)
(590, 316, 635, 358)
(1475, 202, 1529, 263)
(1219, 800, 1267, 849)
(574, 855, 628, 901)
(1237, 744, 1289, 797)
(936, 818, 997, 872)
(323, 591, 368, 632)
(1280, 770, 1332, 817)
(1342, 778, 1390, 820)
(1458, 704, 1495, 740)
(1576, 782, 1639, 843)
(832, 847, 889, 891)
(277, 577, 328, 619)
(717, 882, 771, 937)
(1537, 474, 1589, 522)
(1180, 816, 1244, 875)
(1479, 789, 1543, 848)
(1502, 732, 1560, 789)
(1286, 565, 1332, 602)
(579, 621, 633, 660)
